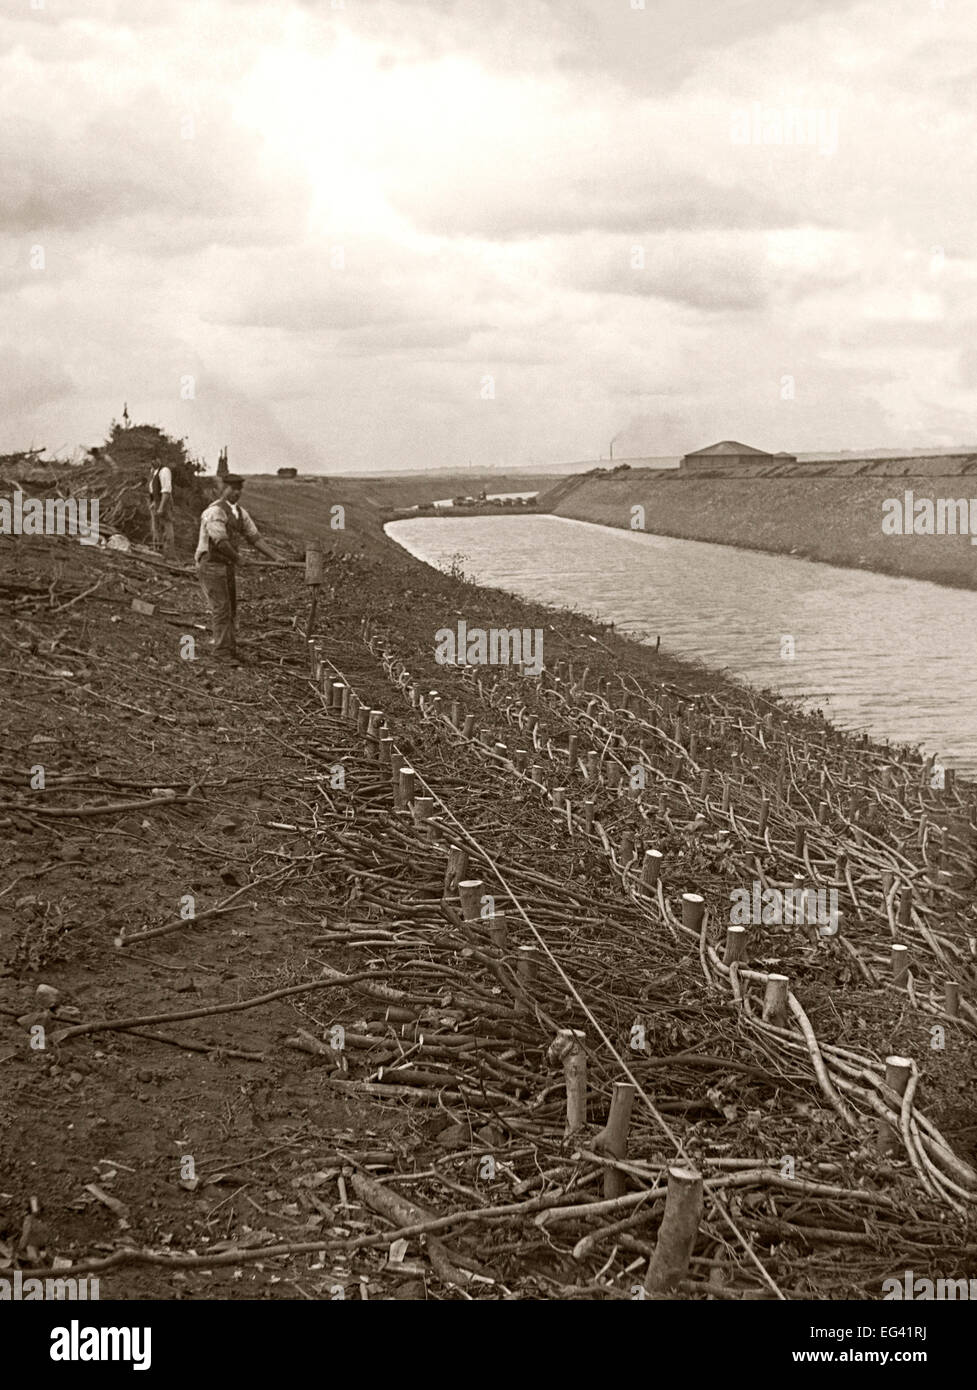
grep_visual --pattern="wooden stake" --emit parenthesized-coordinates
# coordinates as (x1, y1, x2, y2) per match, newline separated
(458, 880, 484, 922)
(681, 892, 705, 933)
(644, 1167, 703, 1294)
(642, 849, 663, 887)
(390, 754, 405, 806)
(443, 845, 468, 897)
(596, 1081, 636, 1199)
(762, 974, 789, 1027)
(488, 911, 507, 950)
(398, 767, 416, 810)
(549, 1029, 587, 1136)
(413, 796, 435, 826)
(944, 980, 960, 1018)
(304, 545, 324, 586)
(877, 1055, 912, 1154)
(304, 546, 323, 641)
(724, 925, 748, 965)
(891, 944, 909, 987)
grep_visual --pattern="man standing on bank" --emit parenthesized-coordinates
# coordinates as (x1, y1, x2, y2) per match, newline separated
(149, 458, 176, 557)
(196, 474, 281, 666)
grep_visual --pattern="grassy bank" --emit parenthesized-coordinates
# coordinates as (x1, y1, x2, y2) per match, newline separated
(543, 471, 977, 590)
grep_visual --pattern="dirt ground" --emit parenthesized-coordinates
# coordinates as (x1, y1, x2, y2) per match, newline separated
(1, 474, 975, 1301)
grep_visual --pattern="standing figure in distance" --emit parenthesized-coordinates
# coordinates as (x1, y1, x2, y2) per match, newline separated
(149, 457, 176, 557)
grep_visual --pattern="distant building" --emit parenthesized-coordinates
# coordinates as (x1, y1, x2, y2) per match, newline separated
(679, 440, 796, 473)
(277, 467, 298, 478)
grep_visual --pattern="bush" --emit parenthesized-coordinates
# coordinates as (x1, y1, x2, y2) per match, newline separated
(90, 420, 203, 489)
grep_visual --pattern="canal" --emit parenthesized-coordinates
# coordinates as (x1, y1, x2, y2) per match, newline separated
(386, 514, 977, 775)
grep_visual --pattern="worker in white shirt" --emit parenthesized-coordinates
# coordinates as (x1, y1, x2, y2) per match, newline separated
(195, 474, 281, 666)
(149, 460, 175, 556)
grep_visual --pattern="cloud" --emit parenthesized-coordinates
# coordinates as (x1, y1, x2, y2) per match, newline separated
(542, 231, 769, 311)
(1, 0, 975, 469)
(0, 19, 308, 243)
(0, 347, 73, 417)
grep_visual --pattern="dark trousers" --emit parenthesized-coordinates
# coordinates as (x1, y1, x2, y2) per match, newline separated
(156, 496, 176, 557)
(197, 558, 238, 656)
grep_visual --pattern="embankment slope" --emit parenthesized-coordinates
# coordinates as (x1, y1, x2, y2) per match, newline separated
(544, 470, 977, 590)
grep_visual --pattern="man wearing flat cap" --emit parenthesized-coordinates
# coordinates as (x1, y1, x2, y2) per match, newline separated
(195, 474, 281, 666)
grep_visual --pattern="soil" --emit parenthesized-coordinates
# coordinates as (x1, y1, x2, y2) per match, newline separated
(1, 468, 975, 1301)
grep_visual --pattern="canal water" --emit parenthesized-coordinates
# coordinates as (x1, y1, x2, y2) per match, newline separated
(385, 514, 977, 775)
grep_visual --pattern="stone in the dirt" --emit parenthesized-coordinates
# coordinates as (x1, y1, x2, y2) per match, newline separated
(390, 1278, 426, 1299)
(475, 1123, 505, 1149)
(435, 1121, 473, 1150)
(35, 984, 61, 1007)
(17, 1009, 53, 1028)
(19, 1214, 50, 1251)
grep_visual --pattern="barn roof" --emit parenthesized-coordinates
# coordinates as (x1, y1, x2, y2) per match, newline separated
(683, 440, 774, 457)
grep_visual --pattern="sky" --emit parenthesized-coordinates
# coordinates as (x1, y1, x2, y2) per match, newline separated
(1, 0, 976, 473)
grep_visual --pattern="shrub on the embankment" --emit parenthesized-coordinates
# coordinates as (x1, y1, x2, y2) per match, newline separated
(547, 472, 977, 589)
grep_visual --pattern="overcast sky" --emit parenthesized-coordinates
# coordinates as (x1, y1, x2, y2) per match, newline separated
(2, 0, 975, 473)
